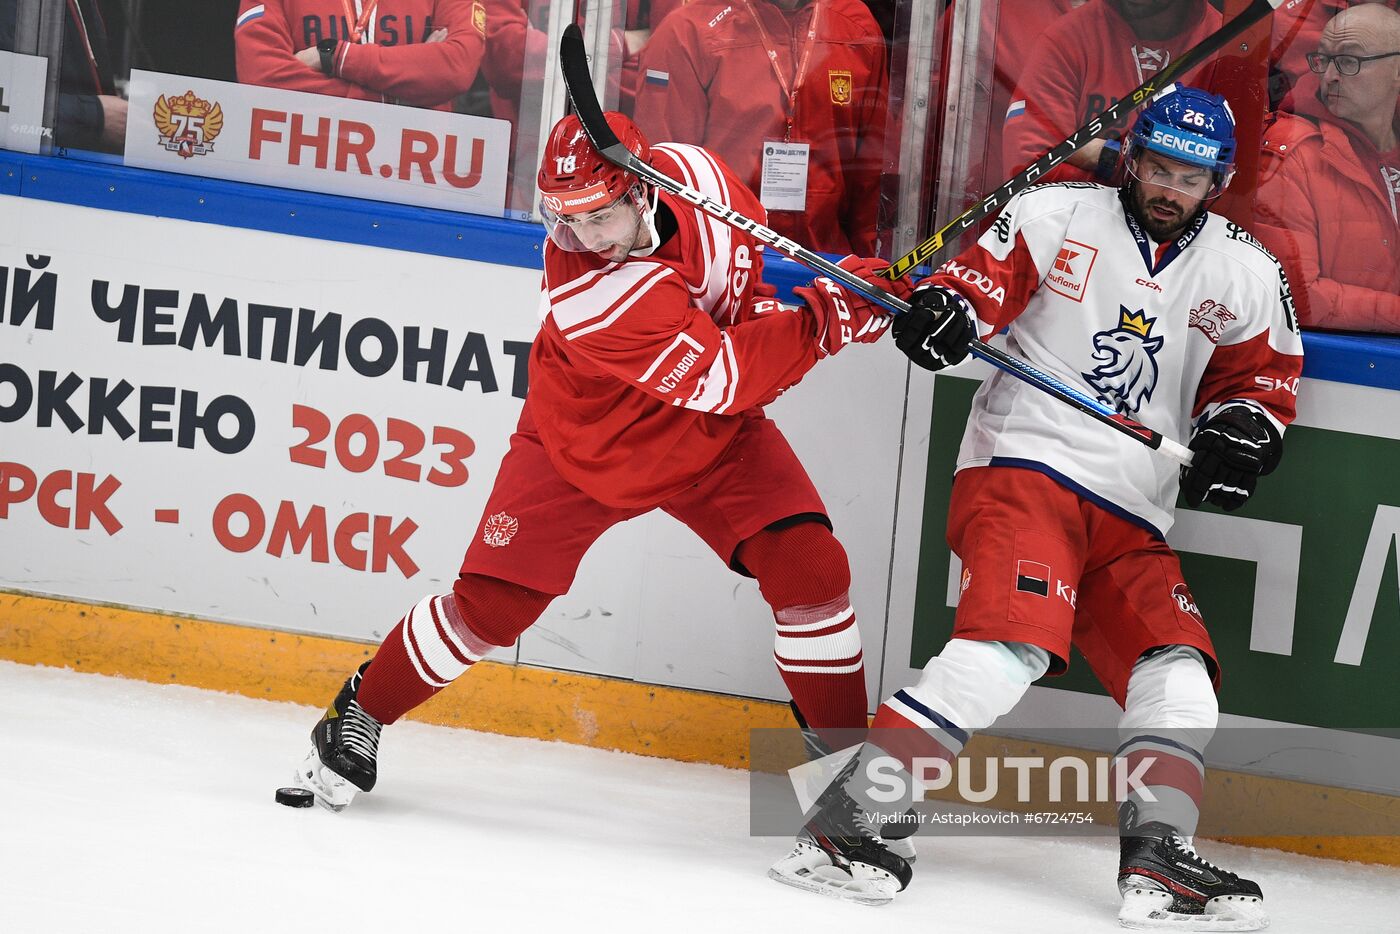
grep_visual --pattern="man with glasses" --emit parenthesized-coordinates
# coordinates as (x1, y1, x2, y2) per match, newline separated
(1256, 2, 1400, 332)
(773, 86, 1303, 929)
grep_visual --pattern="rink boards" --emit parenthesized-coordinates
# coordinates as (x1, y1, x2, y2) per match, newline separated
(2, 153, 1398, 864)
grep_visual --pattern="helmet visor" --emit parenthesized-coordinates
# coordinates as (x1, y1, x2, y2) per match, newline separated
(539, 186, 647, 255)
(1124, 142, 1233, 200)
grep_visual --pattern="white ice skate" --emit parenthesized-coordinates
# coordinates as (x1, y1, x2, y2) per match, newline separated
(768, 831, 906, 907)
(292, 745, 361, 812)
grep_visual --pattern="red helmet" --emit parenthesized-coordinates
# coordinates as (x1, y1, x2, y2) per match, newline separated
(537, 112, 651, 216)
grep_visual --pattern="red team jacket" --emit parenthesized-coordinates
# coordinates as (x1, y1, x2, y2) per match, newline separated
(1001, 0, 1222, 183)
(1255, 75, 1400, 332)
(632, 0, 888, 255)
(234, 0, 486, 109)
(530, 144, 824, 508)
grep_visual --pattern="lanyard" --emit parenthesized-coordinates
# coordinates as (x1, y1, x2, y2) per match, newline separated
(743, 0, 822, 141)
(65, 0, 103, 93)
(339, 0, 378, 43)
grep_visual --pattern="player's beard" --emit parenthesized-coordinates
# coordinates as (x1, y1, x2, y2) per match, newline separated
(593, 190, 655, 262)
(595, 215, 644, 262)
(1127, 181, 1201, 242)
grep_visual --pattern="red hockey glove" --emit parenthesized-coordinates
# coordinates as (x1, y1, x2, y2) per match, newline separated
(795, 256, 914, 357)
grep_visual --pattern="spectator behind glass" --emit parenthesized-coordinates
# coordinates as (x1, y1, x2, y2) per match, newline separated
(1255, 3, 1400, 333)
(234, 0, 486, 110)
(925, 0, 1085, 212)
(1267, 0, 1400, 109)
(0, 0, 127, 153)
(1001, 0, 1225, 185)
(632, 0, 888, 255)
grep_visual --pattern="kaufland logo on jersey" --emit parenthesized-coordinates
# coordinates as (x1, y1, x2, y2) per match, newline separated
(1045, 240, 1098, 302)
(1149, 128, 1221, 162)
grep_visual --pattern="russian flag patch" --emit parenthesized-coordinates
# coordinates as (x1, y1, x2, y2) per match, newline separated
(645, 69, 670, 87)
(236, 4, 265, 28)
(1005, 99, 1026, 122)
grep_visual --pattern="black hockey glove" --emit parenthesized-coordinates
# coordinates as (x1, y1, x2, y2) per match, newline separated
(892, 284, 975, 372)
(1180, 405, 1283, 511)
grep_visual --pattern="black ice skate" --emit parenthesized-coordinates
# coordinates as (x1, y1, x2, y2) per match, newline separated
(768, 762, 914, 907)
(786, 700, 919, 863)
(1118, 821, 1267, 931)
(292, 661, 383, 812)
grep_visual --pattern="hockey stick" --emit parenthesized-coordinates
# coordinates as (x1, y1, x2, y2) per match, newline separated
(882, 0, 1287, 280)
(556, 25, 1193, 466)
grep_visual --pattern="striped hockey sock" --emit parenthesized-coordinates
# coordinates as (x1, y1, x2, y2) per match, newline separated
(1115, 733, 1206, 835)
(356, 593, 499, 725)
(773, 594, 868, 730)
(869, 690, 970, 778)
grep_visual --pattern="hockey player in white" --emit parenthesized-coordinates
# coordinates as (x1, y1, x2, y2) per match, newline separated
(771, 85, 1303, 930)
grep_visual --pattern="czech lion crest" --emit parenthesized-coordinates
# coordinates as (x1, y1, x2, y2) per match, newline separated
(153, 90, 223, 159)
(1082, 307, 1164, 416)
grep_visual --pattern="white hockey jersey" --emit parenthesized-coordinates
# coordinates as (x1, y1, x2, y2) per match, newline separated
(926, 182, 1305, 536)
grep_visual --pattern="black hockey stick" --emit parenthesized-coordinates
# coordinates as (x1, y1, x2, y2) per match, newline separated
(556, 25, 1194, 465)
(883, 0, 1286, 280)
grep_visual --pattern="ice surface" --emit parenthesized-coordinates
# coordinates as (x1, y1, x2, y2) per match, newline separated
(2, 660, 1397, 933)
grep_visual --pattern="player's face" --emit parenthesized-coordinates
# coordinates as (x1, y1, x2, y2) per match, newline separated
(1126, 151, 1210, 241)
(554, 193, 646, 262)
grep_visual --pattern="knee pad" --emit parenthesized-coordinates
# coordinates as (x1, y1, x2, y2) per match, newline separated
(906, 639, 1050, 731)
(1119, 646, 1218, 749)
(450, 573, 554, 649)
(738, 521, 850, 610)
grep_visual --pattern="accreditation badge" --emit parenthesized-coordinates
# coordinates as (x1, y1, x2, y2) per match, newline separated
(759, 141, 810, 212)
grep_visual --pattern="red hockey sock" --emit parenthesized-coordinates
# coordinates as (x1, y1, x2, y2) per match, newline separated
(737, 523, 868, 730)
(357, 575, 553, 724)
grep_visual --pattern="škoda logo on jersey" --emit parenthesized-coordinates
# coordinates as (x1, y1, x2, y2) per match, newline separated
(153, 90, 223, 159)
(1044, 240, 1098, 302)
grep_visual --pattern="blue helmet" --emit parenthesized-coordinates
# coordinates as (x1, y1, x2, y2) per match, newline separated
(1124, 84, 1237, 197)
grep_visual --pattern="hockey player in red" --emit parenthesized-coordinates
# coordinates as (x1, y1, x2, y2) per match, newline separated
(234, 0, 486, 109)
(293, 111, 913, 893)
(774, 86, 1302, 928)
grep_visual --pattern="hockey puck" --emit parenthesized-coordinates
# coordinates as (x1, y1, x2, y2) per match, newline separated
(275, 786, 315, 808)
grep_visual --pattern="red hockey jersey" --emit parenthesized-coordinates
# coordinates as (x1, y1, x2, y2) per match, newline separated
(528, 143, 823, 507)
(235, 0, 486, 109)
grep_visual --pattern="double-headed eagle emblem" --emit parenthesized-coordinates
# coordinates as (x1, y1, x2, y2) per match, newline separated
(154, 91, 224, 159)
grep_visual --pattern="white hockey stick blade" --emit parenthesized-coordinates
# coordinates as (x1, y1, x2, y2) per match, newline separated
(1119, 885, 1269, 931)
(292, 746, 358, 813)
(767, 839, 902, 907)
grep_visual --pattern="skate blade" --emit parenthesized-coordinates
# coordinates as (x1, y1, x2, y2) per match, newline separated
(292, 747, 358, 813)
(767, 841, 901, 907)
(1119, 886, 1269, 931)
